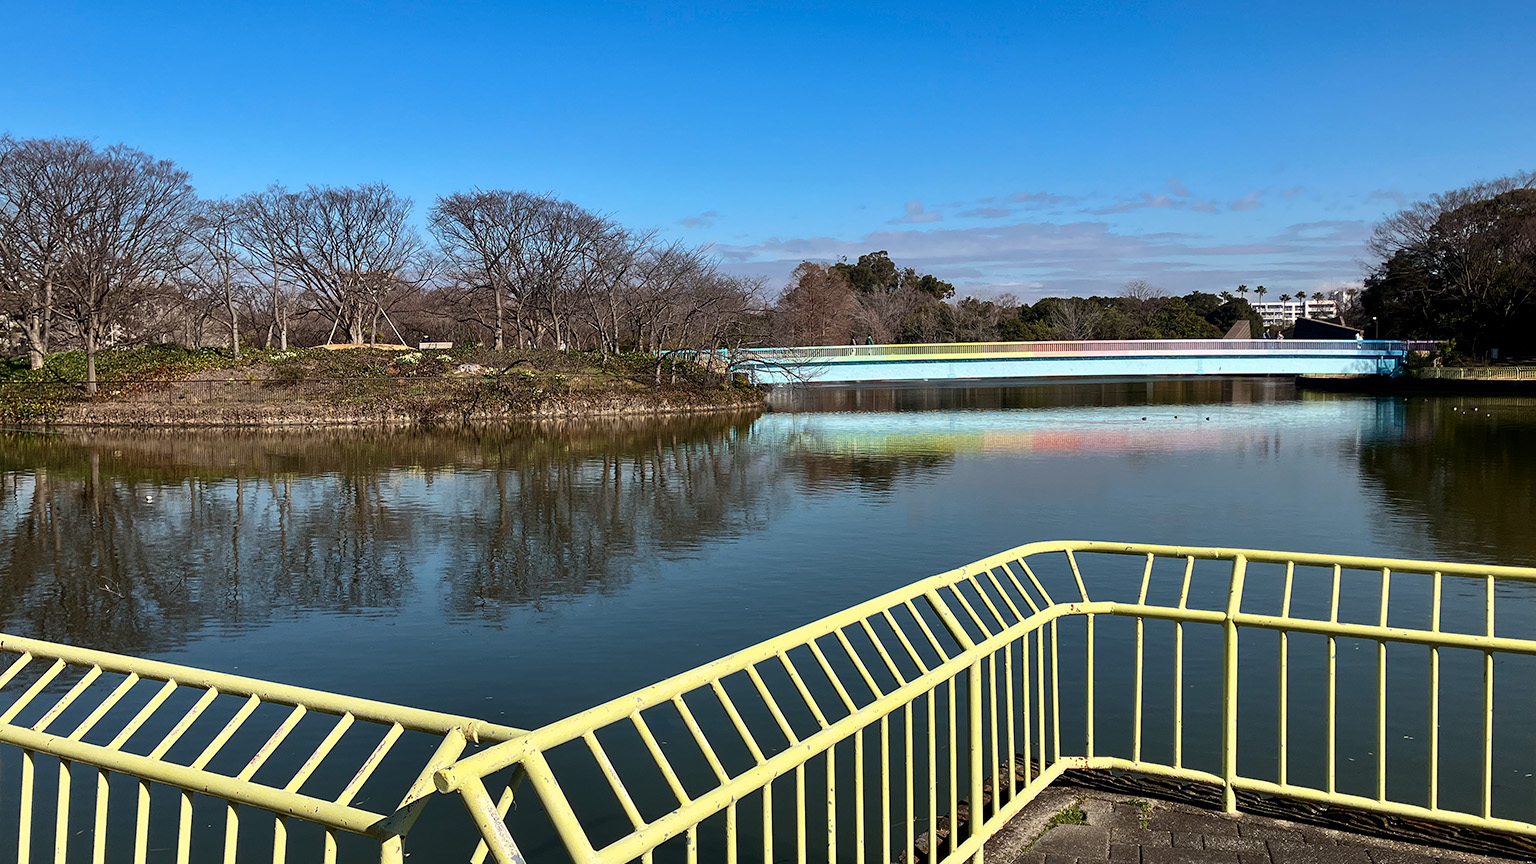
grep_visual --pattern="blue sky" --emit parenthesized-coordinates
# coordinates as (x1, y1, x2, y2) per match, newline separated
(2, 1, 1532, 300)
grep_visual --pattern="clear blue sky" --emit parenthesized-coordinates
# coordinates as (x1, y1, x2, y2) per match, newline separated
(3, 1, 1532, 300)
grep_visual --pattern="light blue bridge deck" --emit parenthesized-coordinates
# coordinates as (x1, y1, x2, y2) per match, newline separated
(737, 338, 1412, 385)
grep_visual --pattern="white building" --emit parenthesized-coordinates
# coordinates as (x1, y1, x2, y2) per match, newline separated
(1252, 298, 1338, 329)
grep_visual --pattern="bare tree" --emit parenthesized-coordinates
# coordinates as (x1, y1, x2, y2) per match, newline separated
(1048, 297, 1104, 340)
(233, 185, 300, 350)
(269, 184, 429, 345)
(48, 143, 197, 393)
(181, 198, 250, 357)
(0, 137, 104, 369)
(429, 190, 548, 350)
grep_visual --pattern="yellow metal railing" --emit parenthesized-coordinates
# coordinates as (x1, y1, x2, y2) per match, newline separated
(0, 633, 523, 862)
(6, 541, 1535, 862)
(433, 541, 1536, 863)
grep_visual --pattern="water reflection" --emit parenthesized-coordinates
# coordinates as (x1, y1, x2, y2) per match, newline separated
(2, 382, 1534, 664)
(1356, 395, 1536, 565)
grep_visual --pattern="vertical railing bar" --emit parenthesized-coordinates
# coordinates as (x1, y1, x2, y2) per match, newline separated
(1174, 556, 1194, 771)
(880, 608, 932, 675)
(904, 701, 914, 864)
(19, 749, 34, 864)
(1279, 561, 1294, 787)
(1482, 574, 1495, 820)
(1085, 612, 1096, 759)
(761, 775, 773, 864)
(630, 711, 692, 805)
(1429, 571, 1442, 811)
(93, 768, 109, 864)
(1022, 632, 1033, 787)
(987, 652, 999, 817)
(1133, 554, 1152, 764)
(826, 741, 836, 864)
(1050, 621, 1061, 763)
(726, 801, 738, 864)
(1036, 628, 1046, 776)
(1327, 564, 1341, 796)
(1064, 550, 1091, 602)
(927, 690, 937, 864)
(970, 658, 984, 858)
(947, 679, 958, 859)
(53, 757, 71, 864)
(795, 763, 806, 864)
(855, 726, 866, 862)
(1222, 554, 1248, 813)
(1004, 643, 1016, 799)
(1377, 568, 1391, 803)
(880, 715, 890, 864)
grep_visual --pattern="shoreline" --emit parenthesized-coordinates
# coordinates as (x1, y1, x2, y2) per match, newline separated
(1298, 372, 1536, 394)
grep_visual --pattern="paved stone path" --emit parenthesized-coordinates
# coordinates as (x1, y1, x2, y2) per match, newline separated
(982, 789, 1523, 864)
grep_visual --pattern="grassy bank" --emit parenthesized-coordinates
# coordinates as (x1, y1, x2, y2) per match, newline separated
(0, 344, 766, 427)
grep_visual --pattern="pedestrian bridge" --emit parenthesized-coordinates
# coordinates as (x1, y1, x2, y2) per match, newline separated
(1, 541, 1532, 862)
(735, 339, 1413, 385)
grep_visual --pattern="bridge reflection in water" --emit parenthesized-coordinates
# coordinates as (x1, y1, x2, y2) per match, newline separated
(2, 541, 1534, 863)
(739, 339, 1411, 385)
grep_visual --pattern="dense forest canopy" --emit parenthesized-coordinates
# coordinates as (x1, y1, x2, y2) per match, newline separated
(1361, 171, 1536, 357)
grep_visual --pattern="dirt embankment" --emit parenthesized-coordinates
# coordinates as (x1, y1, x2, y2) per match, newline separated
(2, 345, 769, 428)
(45, 381, 766, 427)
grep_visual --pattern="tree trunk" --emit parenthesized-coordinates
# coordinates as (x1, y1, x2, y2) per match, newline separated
(493, 287, 506, 350)
(84, 317, 99, 396)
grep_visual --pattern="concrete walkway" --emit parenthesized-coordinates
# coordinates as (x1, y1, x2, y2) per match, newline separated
(984, 788, 1523, 864)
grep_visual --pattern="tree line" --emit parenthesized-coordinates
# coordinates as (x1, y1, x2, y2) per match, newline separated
(772, 253, 1268, 345)
(1361, 170, 1536, 357)
(0, 135, 762, 393)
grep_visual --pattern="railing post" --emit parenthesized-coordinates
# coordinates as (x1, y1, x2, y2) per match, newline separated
(1222, 554, 1248, 814)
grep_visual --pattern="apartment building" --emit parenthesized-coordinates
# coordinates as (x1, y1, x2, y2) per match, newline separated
(1252, 298, 1338, 329)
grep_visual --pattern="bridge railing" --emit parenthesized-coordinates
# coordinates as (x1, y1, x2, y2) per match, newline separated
(0, 633, 524, 863)
(435, 541, 1536, 864)
(738, 339, 1411, 364)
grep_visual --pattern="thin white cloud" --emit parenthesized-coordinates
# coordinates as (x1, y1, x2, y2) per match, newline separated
(1366, 189, 1408, 205)
(677, 209, 720, 228)
(889, 200, 942, 224)
(1281, 185, 1304, 200)
(960, 206, 1012, 219)
(1230, 190, 1264, 212)
(1167, 178, 1190, 197)
(713, 214, 1372, 303)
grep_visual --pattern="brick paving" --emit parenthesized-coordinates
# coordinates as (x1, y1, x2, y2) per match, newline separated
(981, 789, 1523, 864)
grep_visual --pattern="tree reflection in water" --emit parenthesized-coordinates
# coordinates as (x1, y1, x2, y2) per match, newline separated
(0, 412, 959, 654)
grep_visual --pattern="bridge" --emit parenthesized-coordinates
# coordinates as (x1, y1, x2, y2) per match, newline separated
(0, 541, 1531, 862)
(735, 339, 1414, 385)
